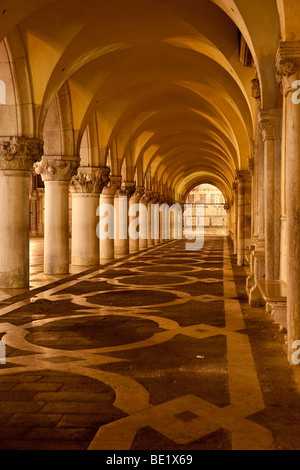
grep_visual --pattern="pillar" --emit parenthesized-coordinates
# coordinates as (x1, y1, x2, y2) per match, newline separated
(236, 170, 251, 266)
(248, 80, 267, 306)
(139, 191, 151, 249)
(232, 182, 238, 254)
(152, 193, 161, 245)
(147, 194, 155, 247)
(70, 167, 110, 266)
(224, 203, 231, 237)
(30, 190, 38, 236)
(114, 182, 136, 257)
(147, 193, 160, 247)
(0, 137, 43, 288)
(159, 197, 168, 243)
(277, 43, 300, 364)
(129, 187, 144, 253)
(37, 188, 45, 236)
(259, 108, 282, 281)
(34, 156, 80, 275)
(99, 176, 121, 261)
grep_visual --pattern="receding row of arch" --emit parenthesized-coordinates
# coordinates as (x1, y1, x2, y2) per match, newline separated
(0, 0, 297, 201)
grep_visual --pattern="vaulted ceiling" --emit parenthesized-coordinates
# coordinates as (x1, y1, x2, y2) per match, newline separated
(0, 0, 283, 201)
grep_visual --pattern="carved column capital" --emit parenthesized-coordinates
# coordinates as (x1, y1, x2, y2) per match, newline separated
(166, 197, 175, 207)
(258, 109, 282, 141)
(130, 187, 145, 203)
(101, 176, 122, 197)
(0, 137, 44, 171)
(116, 182, 136, 199)
(276, 41, 300, 94)
(34, 156, 80, 182)
(140, 190, 153, 205)
(224, 203, 231, 212)
(232, 182, 238, 192)
(70, 167, 110, 194)
(151, 192, 161, 204)
(236, 170, 251, 183)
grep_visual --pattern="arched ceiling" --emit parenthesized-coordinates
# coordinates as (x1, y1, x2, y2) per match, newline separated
(0, 0, 282, 202)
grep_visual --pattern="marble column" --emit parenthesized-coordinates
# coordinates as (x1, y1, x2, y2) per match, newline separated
(152, 193, 161, 245)
(70, 167, 110, 266)
(232, 182, 238, 255)
(259, 109, 282, 281)
(224, 203, 231, 237)
(114, 182, 136, 257)
(147, 193, 160, 246)
(30, 190, 38, 236)
(277, 43, 300, 364)
(147, 194, 155, 247)
(99, 176, 121, 261)
(129, 187, 144, 253)
(249, 96, 266, 306)
(159, 197, 168, 243)
(139, 191, 152, 249)
(34, 156, 79, 275)
(37, 188, 45, 236)
(236, 170, 251, 266)
(246, 157, 256, 294)
(0, 137, 43, 288)
(170, 200, 176, 240)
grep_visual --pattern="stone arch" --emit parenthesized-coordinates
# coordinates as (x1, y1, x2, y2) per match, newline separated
(1, 31, 36, 137)
(42, 81, 76, 158)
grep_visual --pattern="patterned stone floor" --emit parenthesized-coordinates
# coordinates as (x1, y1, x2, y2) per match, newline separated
(0, 236, 300, 450)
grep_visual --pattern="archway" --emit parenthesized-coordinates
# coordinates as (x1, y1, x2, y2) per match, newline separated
(185, 183, 227, 236)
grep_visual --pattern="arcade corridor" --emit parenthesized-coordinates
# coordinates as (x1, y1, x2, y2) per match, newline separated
(0, 237, 299, 451)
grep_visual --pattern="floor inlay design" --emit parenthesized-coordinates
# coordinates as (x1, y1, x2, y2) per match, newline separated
(0, 237, 299, 449)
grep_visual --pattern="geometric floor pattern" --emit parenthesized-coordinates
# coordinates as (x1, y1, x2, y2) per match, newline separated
(0, 236, 300, 450)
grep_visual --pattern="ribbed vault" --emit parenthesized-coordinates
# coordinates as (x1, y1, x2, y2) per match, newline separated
(0, 0, 283, 201)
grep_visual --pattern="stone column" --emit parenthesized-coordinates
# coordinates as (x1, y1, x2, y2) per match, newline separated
(37, 188, 45, 236)
(147, 193, 160, 247)
(30, 190, 38, 236)
(147, 194, 155, 247)
(70, 167, 110, 266)
(152, 193, 161, 245)
(277, 43, 300, 364)
(232, 182, 238, 254)
(99, 177, 121, 261)
(249, 99, 266, 306)
(259, 109, 282, 280)
(0, 137, 43, 288)
(246, 157, 256, 294)
(224, 203, 231, 237)
(140, 191, 152, 249)
(236, 170, 251, 266)
(170, 200, 176, 240)
(34, 156, 79, 275)
(129, 187, 144, 253)
(159, 196, 167, 243)
(114, 182, 136, 257)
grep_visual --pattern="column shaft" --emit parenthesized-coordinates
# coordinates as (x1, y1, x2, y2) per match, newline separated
(129, 188, 144, 253)
(99, 194, 115, 261)
(44, 181, 70, 274)
(260, 109, 282, 280)
(232, 184, 238, 255)
(0, 170, 30, 287)
(72, 194, 100, 266)
(237, 177, 245, 266)
(34, 156, 80, 275)
(70, 167, 110, 266)
(0, 137, 43, 288)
